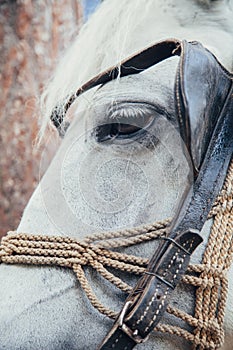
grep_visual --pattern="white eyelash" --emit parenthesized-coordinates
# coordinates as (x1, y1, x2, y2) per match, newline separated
(108, 103, 154, 120)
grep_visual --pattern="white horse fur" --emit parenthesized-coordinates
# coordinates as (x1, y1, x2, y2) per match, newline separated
(1, 0, 233, 349)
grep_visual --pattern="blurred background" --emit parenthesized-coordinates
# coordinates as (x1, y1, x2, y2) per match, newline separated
(0, 0, 101, 237)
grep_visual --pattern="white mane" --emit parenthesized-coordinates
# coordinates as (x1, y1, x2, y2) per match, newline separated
(40, 0, 233, 138)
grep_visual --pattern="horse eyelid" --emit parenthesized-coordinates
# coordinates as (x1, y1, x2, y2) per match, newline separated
(105, 102, 168, 122)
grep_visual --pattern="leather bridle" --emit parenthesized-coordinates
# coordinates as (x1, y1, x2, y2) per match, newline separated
(50, 38, 233, 349)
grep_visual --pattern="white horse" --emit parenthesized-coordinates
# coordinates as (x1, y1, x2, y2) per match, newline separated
(0, 0, 233, 349)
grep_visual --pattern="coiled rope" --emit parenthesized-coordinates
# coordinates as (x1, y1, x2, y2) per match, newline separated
(0, 160, 232, 349)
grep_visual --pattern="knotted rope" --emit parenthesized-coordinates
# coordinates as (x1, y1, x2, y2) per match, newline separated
(155, 160, 233, 349)
(0, 160, 232, 349)
(0, 221, 169, 319)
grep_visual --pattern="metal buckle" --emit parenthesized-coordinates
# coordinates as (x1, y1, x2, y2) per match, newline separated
(116, 301, 149, 344)
(117, 301, 132, 328)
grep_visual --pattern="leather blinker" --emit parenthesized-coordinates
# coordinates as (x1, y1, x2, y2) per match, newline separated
(175, 41, 232, 172)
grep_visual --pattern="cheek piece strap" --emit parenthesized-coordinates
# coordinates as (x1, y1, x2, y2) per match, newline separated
(50, 39, 233, 350)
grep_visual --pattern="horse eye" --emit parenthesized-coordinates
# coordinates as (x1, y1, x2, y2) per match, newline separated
(95, 114, 154, 142)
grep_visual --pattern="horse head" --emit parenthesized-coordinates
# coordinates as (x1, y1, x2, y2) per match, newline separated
(0, 1, 233, 349)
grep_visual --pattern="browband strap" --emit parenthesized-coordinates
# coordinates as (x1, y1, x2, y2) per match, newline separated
(50, 39, 181, 133)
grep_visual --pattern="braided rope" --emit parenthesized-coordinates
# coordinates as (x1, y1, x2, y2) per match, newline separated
(0, 160, 232, 349)
(192, 160, 233, 349)
(0, 223, 163, 319)
(154, 160, 233, 349)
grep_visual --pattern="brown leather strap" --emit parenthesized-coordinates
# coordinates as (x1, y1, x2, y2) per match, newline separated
(51, 38, 233, 349)
(98, 326, 137, 350)
(97, 42, 233, 349)
(98, 99, 233, 350)
(50, 39, 181, 135)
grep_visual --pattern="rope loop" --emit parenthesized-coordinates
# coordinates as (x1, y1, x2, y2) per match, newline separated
(0, 159, 232, 350)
